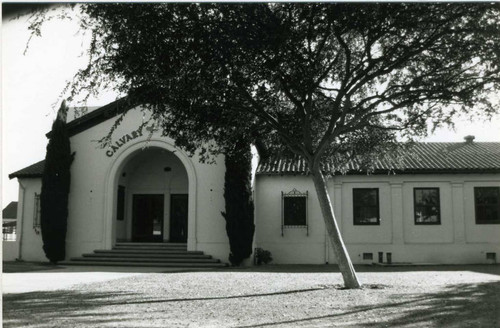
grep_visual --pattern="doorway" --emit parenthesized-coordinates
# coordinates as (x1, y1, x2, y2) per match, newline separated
(170, 194, 188, 242)
(132, 194, 164, 242)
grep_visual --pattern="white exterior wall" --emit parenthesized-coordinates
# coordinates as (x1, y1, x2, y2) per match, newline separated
(15, 178, 45, 261)
(18, 107, 229, 263)
(255, 173, 500, 264)
(255, 176, 327, 264)
(13, 104, 499, 265)
(2, 241, 19, 261)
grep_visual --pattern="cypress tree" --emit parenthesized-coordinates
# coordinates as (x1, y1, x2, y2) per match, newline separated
(40, 101, 73, 263)
(221, 138, 255, 266)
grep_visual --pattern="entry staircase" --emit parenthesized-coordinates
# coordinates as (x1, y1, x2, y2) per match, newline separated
(60, 242, 227, 268)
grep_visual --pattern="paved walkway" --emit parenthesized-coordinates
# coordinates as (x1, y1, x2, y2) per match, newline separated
(1, 263, 187, 294)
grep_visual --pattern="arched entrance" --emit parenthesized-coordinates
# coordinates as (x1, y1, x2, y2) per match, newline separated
(117, 147, 189, 242)
(103, 139, 197, 250)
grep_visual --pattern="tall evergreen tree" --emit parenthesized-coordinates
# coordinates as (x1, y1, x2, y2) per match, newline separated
(40, 101, 73, 263)
(221, 138, 255, 266)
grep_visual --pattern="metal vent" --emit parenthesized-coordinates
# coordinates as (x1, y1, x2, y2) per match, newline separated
(486, 253, 496, 261)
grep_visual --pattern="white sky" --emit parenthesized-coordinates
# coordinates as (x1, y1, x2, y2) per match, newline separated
(2, 7, 500, 208)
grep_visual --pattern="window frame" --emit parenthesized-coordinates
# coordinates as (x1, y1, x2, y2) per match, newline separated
(352, 188, 380, 226)
(281, 188, 308, 236)
(413, 187, 441, 225)
(33, 192, 41, 230)
(474, 186, 500, 224)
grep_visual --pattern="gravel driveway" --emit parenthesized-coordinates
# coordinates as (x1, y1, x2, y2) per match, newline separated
(3, 264, 500, 327)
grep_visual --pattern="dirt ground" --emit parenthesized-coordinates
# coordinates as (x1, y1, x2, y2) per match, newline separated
(3, 264, 500, 327)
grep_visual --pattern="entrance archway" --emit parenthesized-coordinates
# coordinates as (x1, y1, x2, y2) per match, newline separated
(103, 139, 197, 250)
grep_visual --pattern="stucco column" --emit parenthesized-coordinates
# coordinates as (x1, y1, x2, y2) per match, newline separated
(390, 183, 404, 245)
(451, 182, 466, 244)
(187, 178, 197, 251)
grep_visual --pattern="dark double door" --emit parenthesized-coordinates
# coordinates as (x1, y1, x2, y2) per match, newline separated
(169, 194, 188, 243)
(132, 194, 188, 242)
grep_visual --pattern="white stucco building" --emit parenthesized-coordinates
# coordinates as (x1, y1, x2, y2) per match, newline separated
(7, 99, 500, 266)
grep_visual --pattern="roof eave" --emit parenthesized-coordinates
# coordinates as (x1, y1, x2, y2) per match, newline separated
(46, 96, 138, 138)
(8, 173, 43, 179)
(256, 168, 500, 176)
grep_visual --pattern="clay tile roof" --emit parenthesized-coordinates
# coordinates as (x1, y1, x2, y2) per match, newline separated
(257, 142, 500, 175)
(8, 160, 45, 179)
(2, 201, 18, 219)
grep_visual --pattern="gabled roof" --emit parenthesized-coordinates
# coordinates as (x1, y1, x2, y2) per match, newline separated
(11, 98, 135, 179)
(47, 97, 136, 138)
(9, 160, 45, 179)
(257, 142, 500, 175)
(2, 201, 18, 219)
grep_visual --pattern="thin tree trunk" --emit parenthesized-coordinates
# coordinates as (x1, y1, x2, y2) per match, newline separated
(311, 167, 361, 289)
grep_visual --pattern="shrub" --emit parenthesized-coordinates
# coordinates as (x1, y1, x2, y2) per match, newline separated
(255, 248, 273, 265)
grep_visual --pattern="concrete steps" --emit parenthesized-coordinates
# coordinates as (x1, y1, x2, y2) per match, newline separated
(60, 242, 227, 268)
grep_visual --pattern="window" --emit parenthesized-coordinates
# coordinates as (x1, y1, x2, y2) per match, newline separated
(474, 187, 500, 224)
(3, 223, 16, 241)
(362, 253, 373, 260)
(281, 189, 308, 236)
(353, 188, 380, 225)
(414, 188, 441, 225)
(33, 193, 41, 230)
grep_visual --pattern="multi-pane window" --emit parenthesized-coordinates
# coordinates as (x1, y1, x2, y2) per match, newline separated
(33, 193, 41, 229)
(474, 187, 500, 224)
(281, 189, 308, 236)
(353, 188, 380, 225)
(414, 188, 441, 225)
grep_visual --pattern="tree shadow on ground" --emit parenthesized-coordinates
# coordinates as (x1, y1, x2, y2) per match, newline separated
(3, 281, 499, 328)
(376, 281, 499, 327)
(237, 281, 500, 328)
(3, 290, 140, 328)
(358, 280, 500, 328)
(2, 287, 331, 327)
